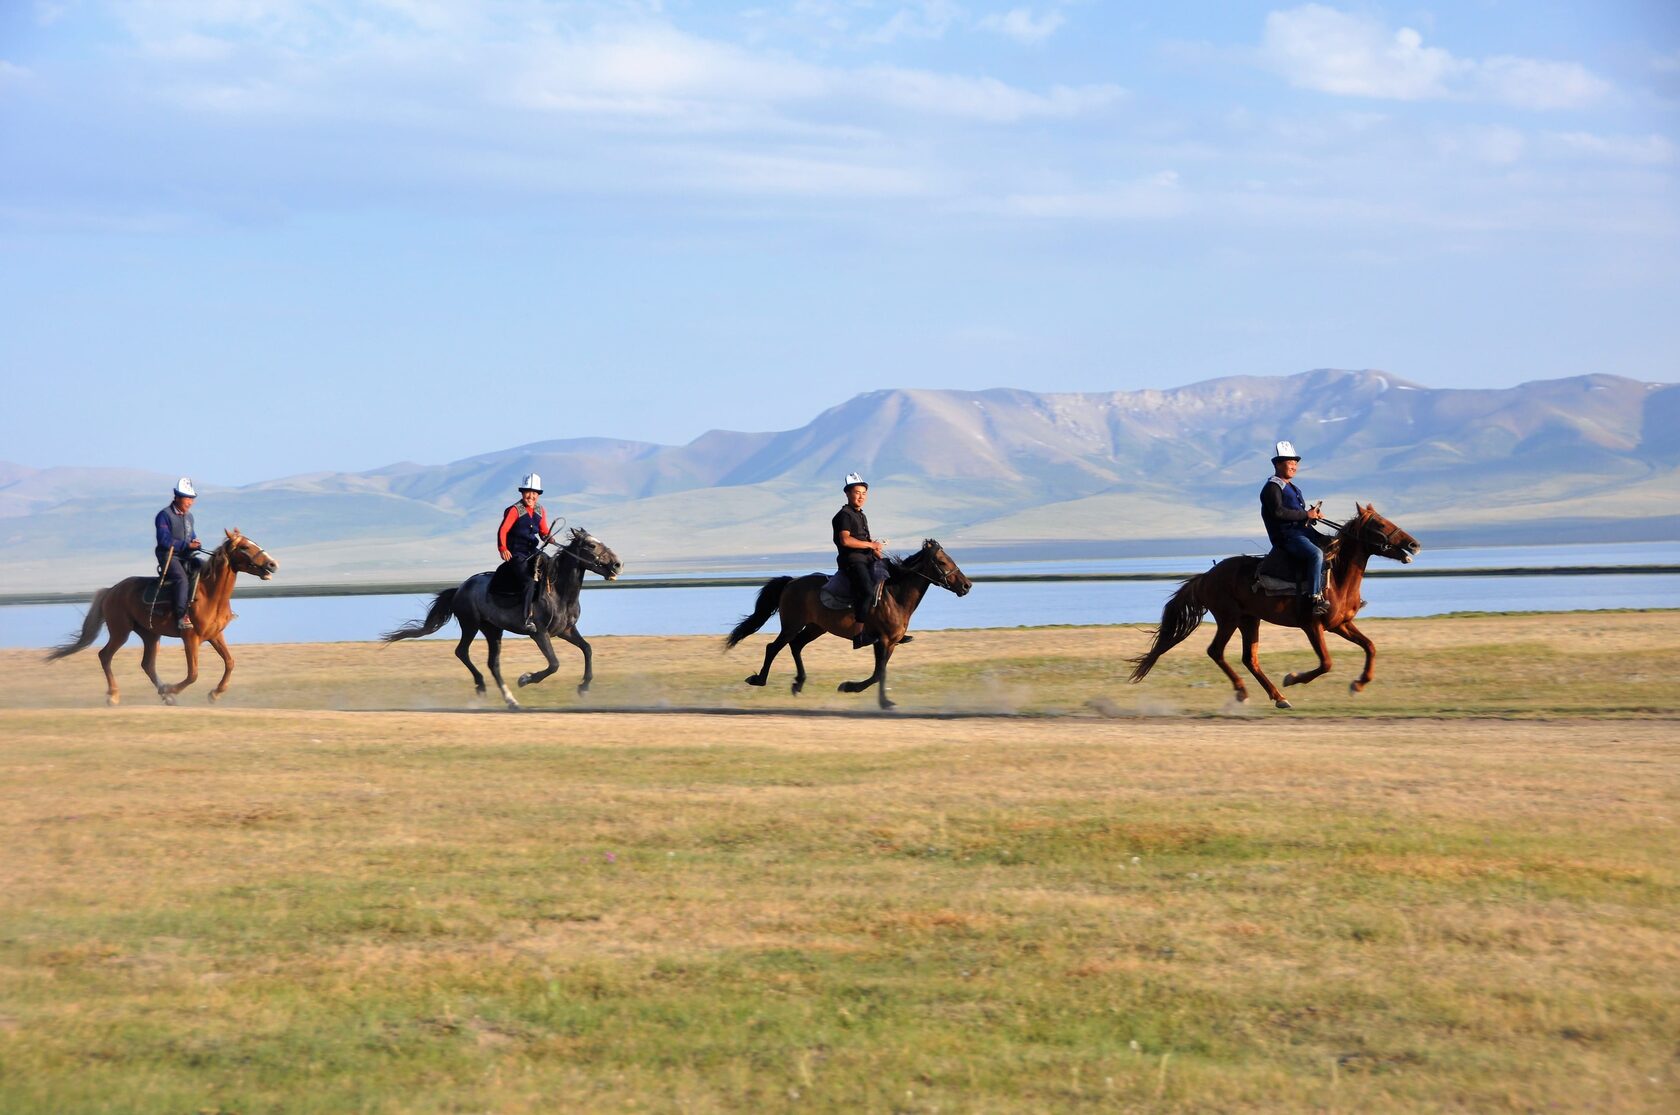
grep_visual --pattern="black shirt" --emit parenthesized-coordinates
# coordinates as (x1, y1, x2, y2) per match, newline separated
(832, 504, 871, 563)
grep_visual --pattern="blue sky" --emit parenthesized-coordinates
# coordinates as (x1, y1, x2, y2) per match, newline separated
(3, 1, 1677, 483)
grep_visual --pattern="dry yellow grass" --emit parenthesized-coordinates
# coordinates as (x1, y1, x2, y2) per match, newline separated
(1, 615, 1678, 1111)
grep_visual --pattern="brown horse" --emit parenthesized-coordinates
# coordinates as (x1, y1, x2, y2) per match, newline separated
(46, 529, 279, 705)
(1129, 505, 1420, 708)
(725, 539, 972, 709)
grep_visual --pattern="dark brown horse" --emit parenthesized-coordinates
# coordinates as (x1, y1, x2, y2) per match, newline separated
(45, 530, 279, 705)
(1130, 506, 1420, 708)
(725, 539, 972, 709)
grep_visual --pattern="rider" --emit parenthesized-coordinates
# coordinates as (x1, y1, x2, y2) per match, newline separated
(497, 473, 553, 632)
(154, 477, 206, 632)
(1260, 440, 1329, 618)
(833, 472, 886, 648)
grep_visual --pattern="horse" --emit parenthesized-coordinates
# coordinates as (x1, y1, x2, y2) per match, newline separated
(45, 529, 279, 705)
(382, 528, 622, 708)
(725, 538, 972, 710)
(1129, 505, 1421, 708)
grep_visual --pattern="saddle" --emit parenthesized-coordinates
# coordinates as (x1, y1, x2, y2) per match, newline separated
(140, 567, 203, 608)
(1250, 534, 1328, 597)
(488, 556, 538, 607)
(818, 560, 888, 613)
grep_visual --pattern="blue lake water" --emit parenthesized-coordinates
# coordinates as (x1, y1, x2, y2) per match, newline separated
(2, 542, 1676, 648)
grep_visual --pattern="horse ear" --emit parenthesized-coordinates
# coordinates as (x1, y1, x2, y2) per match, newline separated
(224, 527, 239, 540)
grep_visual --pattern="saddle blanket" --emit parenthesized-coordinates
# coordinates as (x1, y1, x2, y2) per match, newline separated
(140, 570, 201, 608)
(1251, 550, 1308, 598)
(818, 560, 888, 612)
(488, 557, 536, 603)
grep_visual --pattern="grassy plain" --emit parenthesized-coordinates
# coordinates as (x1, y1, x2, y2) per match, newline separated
(1, 613, 1678, 1112)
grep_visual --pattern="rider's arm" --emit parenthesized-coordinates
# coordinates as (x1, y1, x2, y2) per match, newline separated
(497, 506, 519, 559)
(156, 510, 174, 552)
(536, 508, 550, 542)
(838, 530, 883, 556)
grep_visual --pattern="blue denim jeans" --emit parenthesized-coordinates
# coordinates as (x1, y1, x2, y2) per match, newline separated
(1276, 532, 1324, 596)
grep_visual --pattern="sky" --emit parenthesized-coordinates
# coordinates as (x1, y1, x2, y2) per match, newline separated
(2, 0, 1677, 484)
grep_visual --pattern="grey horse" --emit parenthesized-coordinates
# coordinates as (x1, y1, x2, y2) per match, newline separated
(383, 528, 622, 708)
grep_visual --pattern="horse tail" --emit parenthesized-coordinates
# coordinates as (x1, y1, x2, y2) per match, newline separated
(382, 588, 459, 643)
(44, 589, 110, 661)
(725, 576, 793, 649)
(1128, 575, 1208, 682)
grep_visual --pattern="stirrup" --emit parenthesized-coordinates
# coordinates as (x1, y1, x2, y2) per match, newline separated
(852, 629, 877, 649)
(177, 615, 195, 632)
(1310, 595, 1330, 619)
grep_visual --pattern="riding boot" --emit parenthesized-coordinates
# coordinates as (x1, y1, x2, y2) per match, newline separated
(521, 559, 540, 632)
(177, 613, 194, 633)
(852, 604, 876, 649)
(1310, 594, 1330, 620)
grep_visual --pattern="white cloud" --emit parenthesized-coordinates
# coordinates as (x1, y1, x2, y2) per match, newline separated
(1476, 56, 1609, 111)
(858, 66, 1120, 121)
(990, 171, 1187, 221)
(864, 1, 963, 45)
(979, 7, 1065, 46)
(1262, 5, 1462, 100)
(1261, 4, 1609, 109)
(1545, 131, 1676, 166)
(1433, 125, 1526, 166)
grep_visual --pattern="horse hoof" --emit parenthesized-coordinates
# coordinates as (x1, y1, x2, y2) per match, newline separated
(1283, 673, 1297, 687)
(107, 695, 119, 707)
(745, 675, 767, 687)
(475, 685, 487, 696)
(517, 672, 532, 687)
(504, 699, 521, 711)
(1349, 681, 1365, 694)
(880, 698, 897, 710)
(1274, 698, 1292, 709)
(837, 682, 854, 693)
(790, 683, 804, 696)
(576, 684, 589, 696)
(160, 695, 176, 706)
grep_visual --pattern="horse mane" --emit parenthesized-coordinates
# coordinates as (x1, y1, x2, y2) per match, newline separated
(1321, 507, 1372, 577)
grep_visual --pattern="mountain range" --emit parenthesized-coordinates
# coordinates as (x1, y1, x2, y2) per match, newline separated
(5, 369, 1677, 593)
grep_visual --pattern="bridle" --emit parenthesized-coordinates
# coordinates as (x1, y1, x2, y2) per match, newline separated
(894, 546, 960, 592)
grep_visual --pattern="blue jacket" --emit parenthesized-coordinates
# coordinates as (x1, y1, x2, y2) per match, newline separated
(155, 505, 197, 564)
(1259, 476, 1311, 547)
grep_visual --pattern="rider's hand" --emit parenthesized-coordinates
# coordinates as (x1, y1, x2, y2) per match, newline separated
(1306, 508, 1322, 522)
(499, 548, 512, 561)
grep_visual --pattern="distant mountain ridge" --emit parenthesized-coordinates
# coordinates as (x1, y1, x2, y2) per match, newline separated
(4, 370, 1677, 592)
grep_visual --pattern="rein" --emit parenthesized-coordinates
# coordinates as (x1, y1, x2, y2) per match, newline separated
(891, 551, 952, 591)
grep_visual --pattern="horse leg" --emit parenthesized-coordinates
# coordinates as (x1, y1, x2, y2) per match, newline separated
(137, 632, 173, 704)
(163, 633, 203, 701)
(1333, 621, 1376, 693)
(839, 639, 895, 709)
(517, 630, 563, 690)
(1205, 615, 1247, 703)
(205, 633, 235, 701)
(550, 627, 594, 695)
(787, 625, 822, 695)
(483, 629, 519, 710)
(454, 625, 486, 695)
(1283, 624, 1333, 689)
(98, 622, 132, 706)
(746, 630, 790, 687)
(1237, 617, 1290, 709)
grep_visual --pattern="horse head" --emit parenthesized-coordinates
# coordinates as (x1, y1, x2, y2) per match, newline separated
(564, 528, 622, 580)
(912, 538, 972, 597)
(222, 528, 278, 580)
(1348, 505, 1420, 564)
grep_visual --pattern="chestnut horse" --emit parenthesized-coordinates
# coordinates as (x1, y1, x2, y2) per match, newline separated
(45, 529, 279, 705)
(1129, 505, 1420, 708)
(725, 539, 972, 709)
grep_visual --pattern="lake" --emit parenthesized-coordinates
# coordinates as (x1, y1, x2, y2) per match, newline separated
(2, 542, 1676, 649)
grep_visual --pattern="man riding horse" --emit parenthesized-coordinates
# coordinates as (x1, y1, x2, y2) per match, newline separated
(833, 472, 887, 648)
(497, 473, 555, 632)
(154, 477, 207, 632)
(1260, 440, 1329, 619)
